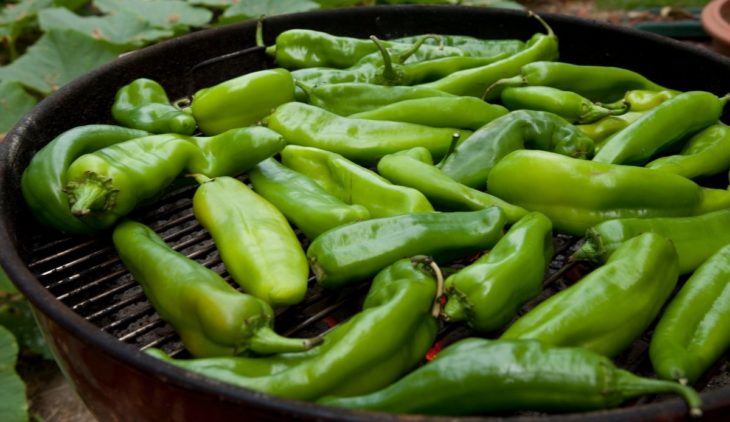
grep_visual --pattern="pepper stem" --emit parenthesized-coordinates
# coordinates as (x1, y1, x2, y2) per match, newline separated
(394, 34, 441, 64)
(482, 75, 524, 101)
(294, 80, 312, 102)
(191, 173, 212, 185)
(614, 369, 703, 418)
(64, 172, 118, 217)
(528, 10, 555, 38)
(429, 260, 445, 318)
(248, 326, 323, 355)
(370, 35, 398, 83)
(437, 132, 462, 167)
(256, 16, 265, 48)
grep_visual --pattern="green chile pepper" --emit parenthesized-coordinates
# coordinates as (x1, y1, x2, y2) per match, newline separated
(112, 220, 319, 358)
(573, 209, 730, 275)
(267, 102, 471, 164)
(376, 148, 527, 222)
(190, 68, 294, 135)
(488, 150, 730, 235)
(350, 96, 508, 130)
(593, 91, 729, 165)
(265, 29, 386, 69)
(193, 175, 308, 307)
(21, 125, 148, 235)
(645, 124, 730, 179)
(111, 78, 196, 135)
(319, 338, 702, 417)
(501, 232, 679, 358)
(622, 88, 679, 111)
(393, 34, 526, 57)
(500, 86, 628, 124)
(249, 158, 370, 240)
(281, 145, 433, 218)
(147, 258, 438, 401)
(650, 243, 730, 384)
(307, 207, 507, 289)
(438, 110, 595, 188)
(442, 212, 553, 332)
(576, 111, 644, 144)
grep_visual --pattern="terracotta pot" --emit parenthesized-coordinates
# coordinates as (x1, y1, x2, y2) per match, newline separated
(702, 0, 730, 56)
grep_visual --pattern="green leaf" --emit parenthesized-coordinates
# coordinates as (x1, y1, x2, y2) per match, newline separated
(0, 80, 38, 136)
(94, 0, 213, 31)
(53, 0, 90, 9)
(220, 0, 320, 24)
(38, 8, 174, 49)
(0, 299, 52, 360)
(0, 28, 120, 94)
(0, 325, 27, 422)
(185, 0, 233, 7)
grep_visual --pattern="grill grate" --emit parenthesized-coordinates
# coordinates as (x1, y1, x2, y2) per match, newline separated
(24, 176, 730, 412)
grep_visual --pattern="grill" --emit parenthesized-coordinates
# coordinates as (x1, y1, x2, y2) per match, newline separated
(2, 5, 730, 422)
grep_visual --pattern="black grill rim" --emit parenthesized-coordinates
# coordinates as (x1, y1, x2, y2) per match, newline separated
(2, 5, 730, 421)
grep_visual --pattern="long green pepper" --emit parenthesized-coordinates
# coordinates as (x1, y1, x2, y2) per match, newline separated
(645, 123, 730, 179)
(111, 78, 196, 135)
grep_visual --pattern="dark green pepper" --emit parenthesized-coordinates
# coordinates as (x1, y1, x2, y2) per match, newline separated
(593, 91, 729, 165)
(21, 125, 148, 235)
(111, 78, 196, 135)
(265, 29, 386, 69)
(376, 148, 527, 222)
(192, 175, 308, 307)
(438, 110, 595, 188)
(393, 34, 526, 57)
(488, 150, 730, 235)
(645, 123, 730, 179)
(650, 243, 730, 384)
(442, 212, 553, 332)
(249, 158, 370, 240)
(319, 338, 702, 417)
(572, 208, 730, 275)
(147, 257, 438, 401)
(190, 69, 294, 135)
(307, 207, 507, 289)
(501, 232, 679, 358)
(500, 86, 628, 124)
(267, 102, 471, 164)
(112, 220, 319, 358)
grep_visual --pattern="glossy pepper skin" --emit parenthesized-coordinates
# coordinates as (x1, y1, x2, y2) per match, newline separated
(488, 150, 730, 235)
(249, 158, 370, 240)
(318, 338, 703, 417)
(112, 220, 319, 358)
(501, 232, 679, 358)
(190, 68, 294, 135)
(193, 175, 308, 307)
(376, 148, 527, 222)
(573, 208, 730, 275)
(350, 96, 508, 130)
(438, 110, 595, 188)
(20, 125, 148, 235)
(147, 258, 439, 401)
(307, 207, 507, 289)
(622, 88, 679, 111)
(281, 145, 433, 218)
(393, 34, 526, 57)
(62, 128, 285, 231)
(442, 212, 553, 332)
(500, 86, 628, 124)
(593, 91, 729, 165)
(645, 123, 730, 179)
(577, 111, 643, 144)
(111, 78, 196, 135)
(650, 243, 730, 384)
(267, 102, 471, 164)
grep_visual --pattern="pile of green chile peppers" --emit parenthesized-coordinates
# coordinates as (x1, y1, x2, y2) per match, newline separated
(645, 123, 730, 179)
(112, 220, 320, 358)
(111, 78, 196, 135)
(146, 258, 439, 401)
(319, 338, 703, 417)
(500, 86, 628, 124)
(501, 232, 679, 358)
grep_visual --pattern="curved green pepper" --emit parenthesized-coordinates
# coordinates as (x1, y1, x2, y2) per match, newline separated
(319, 338, 702, 417)
(577, 111, 644, 144)
(621, 88, 679, 111)
(111, 78, 196, 135)
(20, 125, 148, 235)
(376, 148, 527, 222)
(645, 123, 730, 179)
(500, 86, 628, 124)
(501, 232, 679, 358)
(147, 257, 438, 401)
(281, 145, 433, 218)
(190, 68, 294, 135)
(193, 175, 308, 307)
(393, 34, 526, 57)
(267, 102, 471, 164)
(265, 29, 385, 69)
(572, 208, 730, 275)
(442, 212, 553, 332)
(307, 207, 507, 289)
(112, 220, 319, 358)
(438, 110, 595, 188)
(249, 158, 370, 240)
(650, 243, 730, 384)
(488, 150, 730, 235)
(593, 91, 729, 165)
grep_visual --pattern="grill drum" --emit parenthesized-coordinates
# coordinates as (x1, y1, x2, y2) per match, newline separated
(2, 6, 730, 421)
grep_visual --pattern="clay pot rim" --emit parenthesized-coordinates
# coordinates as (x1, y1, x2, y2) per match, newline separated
(702, 0, 730, 45)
